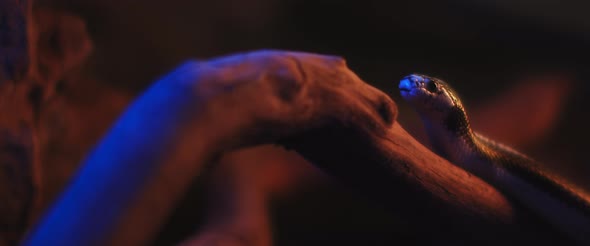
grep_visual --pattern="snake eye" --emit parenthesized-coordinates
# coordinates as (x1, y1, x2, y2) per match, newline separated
(425, 81, 438, 93)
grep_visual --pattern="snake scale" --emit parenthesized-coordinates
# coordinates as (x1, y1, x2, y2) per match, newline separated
(399, 74, 590, 244)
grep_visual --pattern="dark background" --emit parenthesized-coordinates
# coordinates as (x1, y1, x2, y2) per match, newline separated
(35, 0, 590, 245)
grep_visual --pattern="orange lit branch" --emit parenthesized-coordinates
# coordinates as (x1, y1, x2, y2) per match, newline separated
(1, 2, 574, 243)
(24, 50, 570, 245)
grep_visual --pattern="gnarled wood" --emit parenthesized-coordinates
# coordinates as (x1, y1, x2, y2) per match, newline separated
(25, 50, 574, 245)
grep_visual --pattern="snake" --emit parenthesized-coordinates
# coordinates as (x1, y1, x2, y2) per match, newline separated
(398, 74, 590, 244)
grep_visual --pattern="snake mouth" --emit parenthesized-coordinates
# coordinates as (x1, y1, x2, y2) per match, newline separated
(399, 76, 419, 96)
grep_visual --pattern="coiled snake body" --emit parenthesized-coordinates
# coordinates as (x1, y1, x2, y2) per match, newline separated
(399, 74, 590, 244)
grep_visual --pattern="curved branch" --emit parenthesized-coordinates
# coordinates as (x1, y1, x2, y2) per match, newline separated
(25, 50, 571, 245)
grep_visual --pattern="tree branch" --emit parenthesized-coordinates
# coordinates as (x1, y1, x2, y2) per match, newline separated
(24, 50, 571, 245)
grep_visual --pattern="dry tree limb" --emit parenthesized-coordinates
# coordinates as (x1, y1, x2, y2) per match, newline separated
(24, 50, 572, 246)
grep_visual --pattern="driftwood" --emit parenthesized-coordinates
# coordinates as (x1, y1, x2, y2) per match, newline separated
(0, 0, 580, 245)
(21, 51, 573, 245)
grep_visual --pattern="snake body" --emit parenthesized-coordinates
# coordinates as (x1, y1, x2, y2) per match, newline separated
(399, 74, 590, 244)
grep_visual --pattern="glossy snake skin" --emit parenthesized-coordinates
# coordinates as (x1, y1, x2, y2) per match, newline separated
(399, 74, 590, 244)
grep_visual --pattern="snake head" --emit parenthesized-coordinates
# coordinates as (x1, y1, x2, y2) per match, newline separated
(399, 74, 464, 120)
